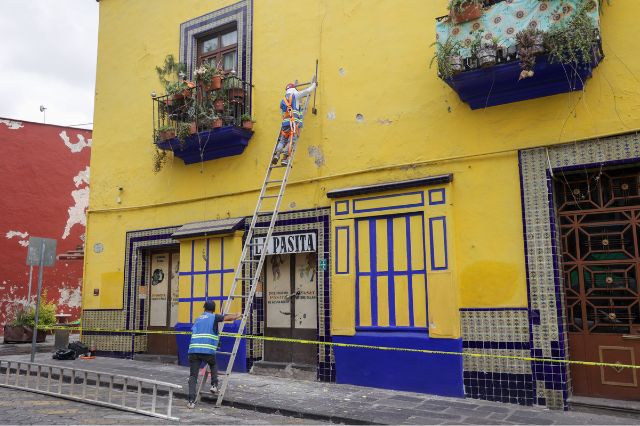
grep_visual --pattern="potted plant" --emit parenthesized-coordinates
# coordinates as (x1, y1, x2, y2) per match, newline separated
(241, 114, 255, 130)
(225, 76, 245, 101)
(516, 28, 545, 80)
(213, 97, 225, 112)
(430, 38, 463, 80)
(194, 62, 224, 91)
(477, 36, 500, 68)
(448, 0, 483, 24)
(3, 294, 57, 343)
(167, 80, 195, 100)
(156, 124, 176, 141)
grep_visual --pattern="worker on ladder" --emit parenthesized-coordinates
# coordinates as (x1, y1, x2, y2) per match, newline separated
(272, 75, 317, 166)
(187, 301, 241, 409)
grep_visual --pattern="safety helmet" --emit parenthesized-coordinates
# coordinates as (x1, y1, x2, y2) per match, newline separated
(286, 83, 295, 90)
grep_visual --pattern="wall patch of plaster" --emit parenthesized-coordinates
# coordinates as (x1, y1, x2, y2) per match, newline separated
(6, 230, 29, 247)
(60, 131, 92, 153)
(327, 110, 336, 120)
(307, 146, 325, 167)
(0, 119, 24, 130)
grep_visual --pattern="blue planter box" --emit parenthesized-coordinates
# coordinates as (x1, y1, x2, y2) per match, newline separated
(333, 332, 464, 397)
(175, 321, 247, 372)
(156, 126, 253, 164)
(445, 54, 603, 110)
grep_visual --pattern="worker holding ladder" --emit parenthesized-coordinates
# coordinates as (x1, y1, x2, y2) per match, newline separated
(272, 75, 317, 166)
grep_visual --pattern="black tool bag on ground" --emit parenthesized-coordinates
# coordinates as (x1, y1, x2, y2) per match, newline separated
(52, 348, 77, 360)
(68, 341, 89, 357)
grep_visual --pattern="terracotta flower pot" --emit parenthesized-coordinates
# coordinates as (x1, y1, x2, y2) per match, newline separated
(214, 99, 225, 112)
(213, 118, 223, 129)
(159, 129, 176, 141)
(451, 1, 482, 24)
(242, 120, 253, 130)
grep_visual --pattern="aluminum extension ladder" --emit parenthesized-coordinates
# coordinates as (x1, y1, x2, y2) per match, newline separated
(194, 76, 317, 408)
(0, 358, 181, 421)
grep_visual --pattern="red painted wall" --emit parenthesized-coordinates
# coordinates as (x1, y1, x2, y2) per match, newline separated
(0, 118, 91, 332)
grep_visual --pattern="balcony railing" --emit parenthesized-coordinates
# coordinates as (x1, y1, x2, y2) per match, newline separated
(152, 74, 254, 164)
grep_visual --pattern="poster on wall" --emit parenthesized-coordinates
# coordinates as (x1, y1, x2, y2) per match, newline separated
(170, 253, 180, 327)
(149, 253, 169, 327)
(294, 253, 317, 329)
(266, 255, 291, 328)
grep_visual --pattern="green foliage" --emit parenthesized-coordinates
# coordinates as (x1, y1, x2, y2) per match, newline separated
(241, 114, 254, 123)
(156, 54, 186, 90)
(430, 38, 463, 80)
(447, 0, 482, 13)
(11, 291, 57, 329)
(544, 0, 599, 65)
(152, 147, 168, 174)
(193, 61, 223, 84)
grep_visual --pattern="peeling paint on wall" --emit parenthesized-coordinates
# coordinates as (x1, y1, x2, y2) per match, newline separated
(58, 281, 82, 309)
(59, 131, 92, 153)
(63, 167, 90, 239)
(0, 119, 24, 130)
(327, 110, 336, 120)
(307, 145, 325, 167)
(6, 230, 29, 247)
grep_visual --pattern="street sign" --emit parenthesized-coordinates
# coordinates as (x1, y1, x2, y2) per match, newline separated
(26, 237, 57, 267)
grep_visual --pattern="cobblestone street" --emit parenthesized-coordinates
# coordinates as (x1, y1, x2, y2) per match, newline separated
(0, 387, 326, 425)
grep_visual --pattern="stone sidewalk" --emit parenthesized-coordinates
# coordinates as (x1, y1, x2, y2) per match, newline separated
(2, 353, 639, 425)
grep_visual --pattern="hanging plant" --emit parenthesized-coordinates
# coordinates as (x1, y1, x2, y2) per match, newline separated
(152, 147, 168, 174)
(544, 0, 599, 65)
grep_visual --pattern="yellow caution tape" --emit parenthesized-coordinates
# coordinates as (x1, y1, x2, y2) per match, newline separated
(38, 325, 640, 370)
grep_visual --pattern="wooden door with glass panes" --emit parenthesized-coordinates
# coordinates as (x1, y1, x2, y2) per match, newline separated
(557, 166, 640, 401)
(147, 251, 180, 355)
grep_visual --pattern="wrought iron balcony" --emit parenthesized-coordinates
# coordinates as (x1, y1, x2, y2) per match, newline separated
(152, 74, 253, 164)
(433, 0, 604, 109)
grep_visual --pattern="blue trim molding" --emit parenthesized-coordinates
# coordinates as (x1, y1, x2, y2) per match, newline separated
(334, 200, 349, 216)
(352, 191, 425, 214)
(335, 226, 350, 275)
(428, 216, 448, 271)
(428, 188, 446, 205)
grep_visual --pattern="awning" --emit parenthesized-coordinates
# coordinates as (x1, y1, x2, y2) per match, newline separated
(172, 217, 245, 239)
(326, 174, 453, 199)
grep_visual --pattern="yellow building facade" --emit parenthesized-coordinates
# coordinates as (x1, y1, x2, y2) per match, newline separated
(85, 0, 640, 409)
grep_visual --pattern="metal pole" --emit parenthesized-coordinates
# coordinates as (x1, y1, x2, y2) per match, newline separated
(30, 240, 46, 362)
(26, 266, 33, 305)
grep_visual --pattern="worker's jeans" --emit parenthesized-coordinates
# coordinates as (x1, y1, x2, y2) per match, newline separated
(188, 353, 218, 402)
(274, 134, 290, 157)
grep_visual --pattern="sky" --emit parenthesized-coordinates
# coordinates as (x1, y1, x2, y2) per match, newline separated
(0, 0, 99, 129)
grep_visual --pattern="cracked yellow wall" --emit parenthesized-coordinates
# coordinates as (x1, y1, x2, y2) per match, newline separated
(84, 0, 640, 330)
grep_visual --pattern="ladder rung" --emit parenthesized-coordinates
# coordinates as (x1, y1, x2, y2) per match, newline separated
(271, 164, 287, 168)
(260, 195, 279, 199)
(266, 180, 283, 184)
(230, 294, 250, 299)
(242, 259, 259, 263)
(217, 352, 233, 356)
(235, 277, 252, 281)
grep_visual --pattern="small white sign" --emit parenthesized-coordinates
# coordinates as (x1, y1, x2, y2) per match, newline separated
(252, 232, 316, 256)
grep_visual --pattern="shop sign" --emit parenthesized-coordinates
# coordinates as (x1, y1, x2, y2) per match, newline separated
(252, 232, 316, 256)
